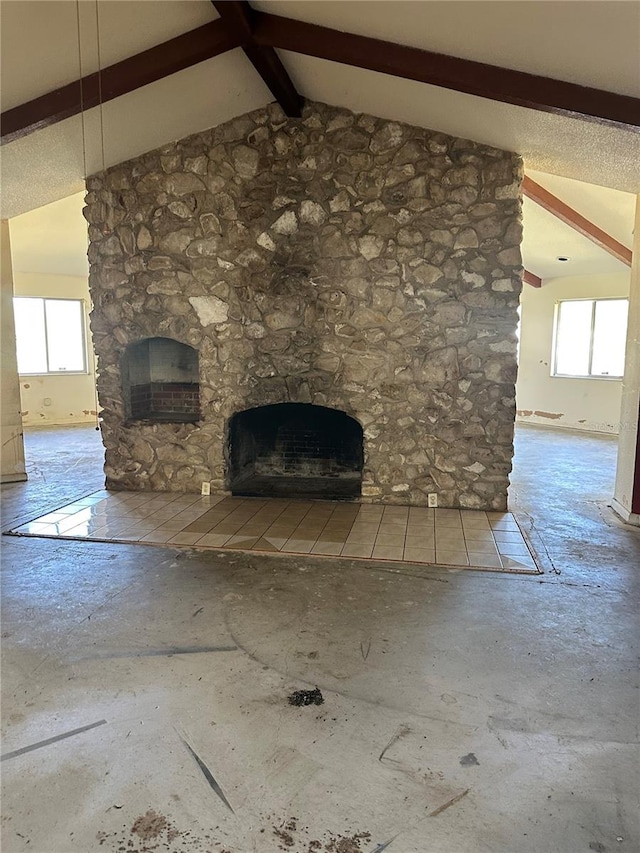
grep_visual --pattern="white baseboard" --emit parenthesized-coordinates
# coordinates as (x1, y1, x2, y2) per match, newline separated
(611, 498, 640, 527)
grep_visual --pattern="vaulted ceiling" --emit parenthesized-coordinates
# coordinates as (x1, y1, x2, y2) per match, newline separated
(2, 1, 638, 281)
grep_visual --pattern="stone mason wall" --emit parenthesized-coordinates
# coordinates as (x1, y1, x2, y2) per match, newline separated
(85, 101, 523, 509)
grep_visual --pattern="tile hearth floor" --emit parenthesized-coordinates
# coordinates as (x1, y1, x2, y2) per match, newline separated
(6, 490, 540, 574)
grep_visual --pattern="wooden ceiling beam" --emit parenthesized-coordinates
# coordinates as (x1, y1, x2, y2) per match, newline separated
(211, 1, 302, 118)
(522, 176, 633, 266)
(4, 4, 638, 146)
(0, 19, 239, 145)
(252, 11, 640, 131)
(523, 270, 543, 288)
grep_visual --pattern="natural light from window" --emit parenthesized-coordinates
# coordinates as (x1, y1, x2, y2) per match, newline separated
(13, 297, 86, 374)
(553, 298, 628, 379)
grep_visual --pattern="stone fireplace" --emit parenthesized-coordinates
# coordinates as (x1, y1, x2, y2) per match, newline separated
(228, 403, 363, 499)
(85, 101, 523, 509)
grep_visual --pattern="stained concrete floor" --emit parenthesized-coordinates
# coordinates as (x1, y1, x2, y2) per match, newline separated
(1, 424, 639, 853)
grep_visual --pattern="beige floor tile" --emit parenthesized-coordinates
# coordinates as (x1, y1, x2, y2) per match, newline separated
(372, 545, 404, 561)
(195, 532, 232, 547)
(237, 525, 270, 537)
(501, 555, 537, 570)
(435, 514, 463, 525)
(140, 529, 176, 543)
(249, 538, 280, 552)
(462, 530, 495, 543)
(405, 537, 435, 550)
(493, 531, 526, 544)
(346, 530, 377, 544)
(490, 521, 520, 533)
(155, 518, 189, 531)
(265, 528, 297, 539)
(341, 542, 374, 558)
(210, 523, 244, 535)
(284, 539, 314, 553)
(436, 550, 470, 566)
(435, 531, 466, 546)
(182, 522, 215, 534)
(382, 510, 409, 521)
(462, 517, 491, 530)
(349, 521, 380, 534)
(36, 512, 75, 523)
(169, 532, 202, 545)
(378, 521, 407, 533)
(375, 533, 406, 547)
(264, 536, 288, 550)
(317, 535, 349, 547)
(225, 535, 259, 548)
(468, 552, 503, 568)
(311, 542, 344, 555)
(407, 516, 436, 530)
(12, 491, 541, 575)
(322, 529, 352, 539)
(464, 539, 499, 555)
(403, 547, 435, 564)
(497, 544, 534, 558)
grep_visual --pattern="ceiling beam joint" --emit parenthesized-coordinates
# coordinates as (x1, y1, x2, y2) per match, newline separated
(211, 1, 302, 118)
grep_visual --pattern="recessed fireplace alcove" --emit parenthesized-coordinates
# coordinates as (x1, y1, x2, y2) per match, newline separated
(121, 337, 200, 423)
(228, 403, 364, 500)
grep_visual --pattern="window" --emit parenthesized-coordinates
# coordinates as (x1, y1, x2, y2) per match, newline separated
(552, 298, 628, 379)
(13, 297, 87, 374)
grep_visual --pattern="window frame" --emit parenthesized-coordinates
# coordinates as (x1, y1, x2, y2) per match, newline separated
(551, 296, 628, 381)
(13, 296, 89, 376)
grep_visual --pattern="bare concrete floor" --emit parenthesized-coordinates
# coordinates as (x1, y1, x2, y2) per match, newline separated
(1, 424, 639, 853)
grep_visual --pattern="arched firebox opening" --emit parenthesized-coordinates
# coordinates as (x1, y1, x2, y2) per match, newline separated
(121, 337, 200, 423)
(228, 403, 364, 499)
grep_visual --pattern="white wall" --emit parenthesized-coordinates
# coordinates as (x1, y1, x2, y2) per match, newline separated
(613, 196, 640, 524)
(13, 272, 98, 426)
(1, 220, 27, 481)
(516, 271, 630, 434)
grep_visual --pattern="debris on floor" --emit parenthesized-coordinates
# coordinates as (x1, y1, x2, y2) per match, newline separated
(288, 687, 324, 707)
(271, 816, 372, 852)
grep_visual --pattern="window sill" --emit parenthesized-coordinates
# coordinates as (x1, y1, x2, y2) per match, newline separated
(551, 374, 622, 381)
(18, 372, 90, 377)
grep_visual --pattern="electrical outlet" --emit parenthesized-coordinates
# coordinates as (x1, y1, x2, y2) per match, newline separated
(201, 481, 211, 496)
(427, 493, 438, 508)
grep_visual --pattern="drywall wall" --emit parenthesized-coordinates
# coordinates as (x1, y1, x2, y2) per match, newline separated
(1, 220, 27, 482)
(12, 272, 97, 426)
(516, 271, 630, 433)
(613, 196, 640, 524)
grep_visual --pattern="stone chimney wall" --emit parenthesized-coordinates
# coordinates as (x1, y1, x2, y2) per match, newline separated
(85, 101, 523, 509)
